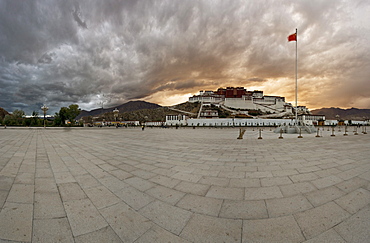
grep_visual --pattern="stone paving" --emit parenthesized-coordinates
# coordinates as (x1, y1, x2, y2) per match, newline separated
(0, 126, 369, 242)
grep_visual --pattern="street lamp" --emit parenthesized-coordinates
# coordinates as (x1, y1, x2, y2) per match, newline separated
(113, 108, 119, 127)
(41, 105, 49, 128)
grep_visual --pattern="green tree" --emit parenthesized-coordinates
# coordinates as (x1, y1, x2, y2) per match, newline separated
(3, 114, 15, 126)
(31, 111, 40, 126)
(53, 112, 62, 126)
(13, 109, 25, 118)
(12, 109, 25, 125)
(67, 104, 80, 122)
(55, 104, 81, 126)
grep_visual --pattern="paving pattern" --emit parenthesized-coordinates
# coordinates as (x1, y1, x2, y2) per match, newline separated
(0, 127, 369, 242)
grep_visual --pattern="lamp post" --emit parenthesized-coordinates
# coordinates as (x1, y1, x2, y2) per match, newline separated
(41, 105, 49, 128)
(113, 108, 119, 128)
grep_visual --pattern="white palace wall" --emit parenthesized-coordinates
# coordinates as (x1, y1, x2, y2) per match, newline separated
(224, 98, 256, 110)
(185, 118, 296, 127)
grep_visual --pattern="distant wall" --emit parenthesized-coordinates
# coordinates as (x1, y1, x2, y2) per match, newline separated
(186, 118, 295, 127)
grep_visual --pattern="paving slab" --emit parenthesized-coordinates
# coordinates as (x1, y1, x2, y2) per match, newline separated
(32, 218, 74, 243)
(305, 185, 345, 207)
(34, 177, 58, 193)
(0, 190, 7, 208)
(180, 214, 242, 243)
(311, 175, 343, 189)
(124, 176, 155, 191)
(334, 188, 370, 214)
(58, 182, 87, 202)
(334, 204, 370, 243)
(303, 229, 346, 243)
(245, 186, 283, 200)
(100, 202, 153, 242)
(242, 215, 305, 243)
(294, 201, 351, 239)
(335, 176, 369, 193)
(6, 184, 34, 204)
(83, 185, 121, 209)
(219, 199, 268, 219)
(174, 180, 210, 196)
(0, 128, 369, 242)
(0, 175, 14, 191)
(63, 198, 108, 237)
(146, 185, 185, 205)
(0, 202, 33, 242)
(139, 200, 193, 235)
(279, 181, 317, 197)
(135, 225, 190, 243)
(74, 226, 121, 243)
(176, 193, 222, 216)
(206, 185, 244, 200)
(266, 195, 313, 217)
(34, 192, 66, 219)
(115, 184, 155, 210)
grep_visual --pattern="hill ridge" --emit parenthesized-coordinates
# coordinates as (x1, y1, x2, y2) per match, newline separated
(311, 107, 370, 120)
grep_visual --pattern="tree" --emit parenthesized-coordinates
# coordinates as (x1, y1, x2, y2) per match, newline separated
(67, 104, 80, 122)
(53, 112, 62, 126)
(11, 109, 25, 125)
(55, 104, 81, 126)
(31, 111, 40, 126)
(13, 109, 25, 118)
(3, 114, 15, 126)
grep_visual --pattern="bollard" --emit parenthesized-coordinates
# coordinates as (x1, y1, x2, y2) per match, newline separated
(237, 128, 246, 139)
(343, 125, 348, 136)
(363, 126, 367, 134)
(298, 128, 303, 138)
(331, 126, 335, 136)
(278, 128, 284, 139)
(315, 128, 320, 137)
(258, 129, 262, 139)
(354, 126, 358, 135)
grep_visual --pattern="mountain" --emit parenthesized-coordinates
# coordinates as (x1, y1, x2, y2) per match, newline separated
(311, 107, 370, 120)
(77, 100, 162, 119)
(0, 107, 10, 119)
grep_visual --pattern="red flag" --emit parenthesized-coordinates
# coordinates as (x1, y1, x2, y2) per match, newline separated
(288, 33, 296, 42)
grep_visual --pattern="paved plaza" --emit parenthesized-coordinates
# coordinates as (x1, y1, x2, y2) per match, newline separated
(0, 127, 369, 242)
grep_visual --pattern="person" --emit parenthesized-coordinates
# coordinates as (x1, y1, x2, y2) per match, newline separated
(142, 125, 145, 131)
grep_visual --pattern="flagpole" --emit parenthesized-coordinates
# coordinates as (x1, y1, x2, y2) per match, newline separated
(295, 28, 298, 125)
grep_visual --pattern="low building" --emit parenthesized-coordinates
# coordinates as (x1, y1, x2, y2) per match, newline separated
(200, 110, 219, 118)
(165, 114, 187, 126)
(299, 114, 325, 125)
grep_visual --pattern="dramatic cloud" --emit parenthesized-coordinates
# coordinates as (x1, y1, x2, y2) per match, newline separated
(0, 0, 369, 114)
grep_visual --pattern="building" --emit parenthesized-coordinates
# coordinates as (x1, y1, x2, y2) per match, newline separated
(165, 114, 187, 126)
(189, 87, 293, 115)
(299, 114, 325, 125)
(199, 110, 219, 118)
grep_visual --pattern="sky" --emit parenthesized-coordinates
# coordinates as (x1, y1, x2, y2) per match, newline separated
(1, 0, 370, 115)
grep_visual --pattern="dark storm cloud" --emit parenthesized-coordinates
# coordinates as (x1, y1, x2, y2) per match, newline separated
(0, 0, 369, 114)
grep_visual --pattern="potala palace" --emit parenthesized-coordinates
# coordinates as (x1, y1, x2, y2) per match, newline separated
(188, 87, 308, 118)
(164, 87, 367, 128)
